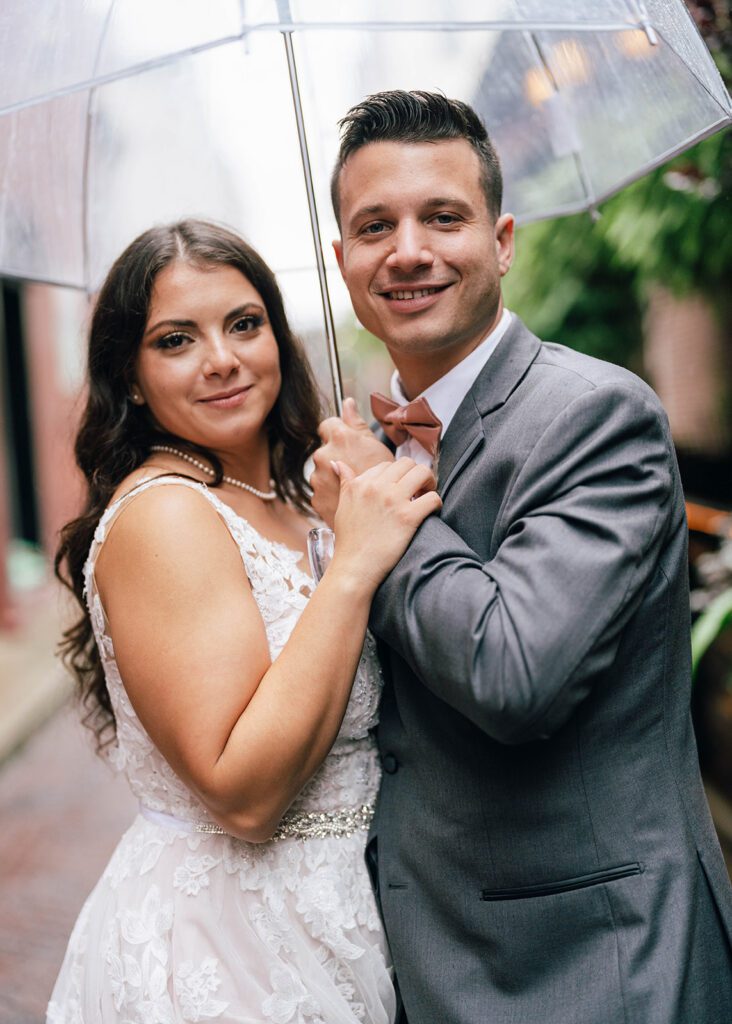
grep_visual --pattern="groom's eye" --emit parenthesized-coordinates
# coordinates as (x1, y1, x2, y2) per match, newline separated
(362, 222, 388, 235)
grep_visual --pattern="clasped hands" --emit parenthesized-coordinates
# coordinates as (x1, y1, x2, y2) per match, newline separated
(311, 397, 437, 527)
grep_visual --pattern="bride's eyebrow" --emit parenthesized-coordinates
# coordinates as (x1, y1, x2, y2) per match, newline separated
(144, 318, 196, 338)
(226, 303, 265, 321)
(145, 303, 265, 338)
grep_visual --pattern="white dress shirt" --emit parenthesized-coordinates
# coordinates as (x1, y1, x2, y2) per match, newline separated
(389, 308, 512, 467)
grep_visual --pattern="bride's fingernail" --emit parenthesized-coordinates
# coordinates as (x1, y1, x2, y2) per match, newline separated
(330, 460, 341, 477)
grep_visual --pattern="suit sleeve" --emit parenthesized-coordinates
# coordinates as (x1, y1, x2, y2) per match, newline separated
(369, 382, 677, 744)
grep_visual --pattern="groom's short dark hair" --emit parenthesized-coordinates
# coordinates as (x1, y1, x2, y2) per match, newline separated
(331, 90, 503, 227)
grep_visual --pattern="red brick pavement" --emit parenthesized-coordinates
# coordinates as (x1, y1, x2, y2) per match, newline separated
(0, 704, 135, 1023)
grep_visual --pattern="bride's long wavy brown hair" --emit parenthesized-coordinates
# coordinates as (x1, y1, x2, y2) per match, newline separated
(55, 219, 323, 749)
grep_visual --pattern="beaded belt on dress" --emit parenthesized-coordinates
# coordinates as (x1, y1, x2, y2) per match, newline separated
(139, 801, 375, 841)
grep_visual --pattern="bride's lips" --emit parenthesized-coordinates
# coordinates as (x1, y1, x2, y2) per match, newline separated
(376, 282, 452, 313)
(197, 385, 253, 409)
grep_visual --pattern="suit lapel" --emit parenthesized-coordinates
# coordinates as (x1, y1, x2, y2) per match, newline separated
(436, 397, 484, 498)
(437, 317, 542, 498)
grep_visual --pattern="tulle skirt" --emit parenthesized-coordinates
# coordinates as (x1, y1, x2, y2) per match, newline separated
(47, 814, 395, 1023)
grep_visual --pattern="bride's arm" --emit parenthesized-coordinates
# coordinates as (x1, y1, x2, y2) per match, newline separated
(96, 461, 440, 842)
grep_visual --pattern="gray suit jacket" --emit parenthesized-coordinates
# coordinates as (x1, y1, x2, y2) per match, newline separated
(368, 316, 732, 1023)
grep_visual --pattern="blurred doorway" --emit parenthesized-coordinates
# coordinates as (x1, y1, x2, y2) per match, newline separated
(0, 280, 45, 622)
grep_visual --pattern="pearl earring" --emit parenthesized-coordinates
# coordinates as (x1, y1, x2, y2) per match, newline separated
(130, 389, 144, 405)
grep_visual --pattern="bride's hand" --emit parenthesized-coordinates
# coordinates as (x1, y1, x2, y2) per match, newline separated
(328, 457, 442, 592)
(311, 398, 395, 528)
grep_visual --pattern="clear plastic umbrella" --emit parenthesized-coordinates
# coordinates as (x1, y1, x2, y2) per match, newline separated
(0, 0, 729, 407)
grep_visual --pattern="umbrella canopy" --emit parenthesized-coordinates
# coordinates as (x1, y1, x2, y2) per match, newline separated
(0, 0, 730, 405)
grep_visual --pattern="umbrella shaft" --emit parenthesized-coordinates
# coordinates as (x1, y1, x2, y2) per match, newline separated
(280, 22, 343, 414)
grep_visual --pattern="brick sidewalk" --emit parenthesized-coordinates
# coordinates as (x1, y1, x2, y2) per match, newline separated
(0, 704, 136, 1023)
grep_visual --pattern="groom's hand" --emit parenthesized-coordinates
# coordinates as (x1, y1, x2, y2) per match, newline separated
(311, 397, 394, 526)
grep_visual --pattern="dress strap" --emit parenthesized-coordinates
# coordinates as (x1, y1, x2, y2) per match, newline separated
(82, 475, 258, 601)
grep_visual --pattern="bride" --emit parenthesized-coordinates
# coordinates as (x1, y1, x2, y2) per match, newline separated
(48, 219, 440, 1023)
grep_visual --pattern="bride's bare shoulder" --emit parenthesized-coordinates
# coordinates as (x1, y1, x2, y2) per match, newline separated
(107, 470, 217, 532)
(95, 474, 240, 599)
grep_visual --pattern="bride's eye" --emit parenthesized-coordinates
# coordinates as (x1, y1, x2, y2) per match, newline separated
(232, 314, 265, 334)
(154, 332, 189, 350)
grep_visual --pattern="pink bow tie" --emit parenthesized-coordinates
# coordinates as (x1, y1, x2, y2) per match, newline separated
(370, 392, 442, 458)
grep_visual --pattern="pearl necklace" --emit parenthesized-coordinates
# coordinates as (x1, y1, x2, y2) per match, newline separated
(150, 445, 277, 501)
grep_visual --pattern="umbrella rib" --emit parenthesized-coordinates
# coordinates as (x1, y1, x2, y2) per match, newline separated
(590, 116, 732, 205)
(652, 25, 732, 118)
(525, 32, 599, 216)
(81, 92, 94, 293)
(0, 33, 245, 119)
(512, 115, 732, 225)
(259, 20, 646, 34)
(81, 0, 119, 294)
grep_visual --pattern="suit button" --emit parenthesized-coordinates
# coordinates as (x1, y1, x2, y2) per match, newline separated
(382, 754, 399, 774)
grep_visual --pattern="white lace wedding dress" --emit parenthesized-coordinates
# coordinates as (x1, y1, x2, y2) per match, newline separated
(47, 476, 395, 1024)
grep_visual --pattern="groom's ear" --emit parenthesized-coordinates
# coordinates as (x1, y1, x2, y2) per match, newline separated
(495, 213, 515, 277)
(332, 239, 346, 280)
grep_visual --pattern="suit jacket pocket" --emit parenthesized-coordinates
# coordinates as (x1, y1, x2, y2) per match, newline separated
(480, 862, 642, 901)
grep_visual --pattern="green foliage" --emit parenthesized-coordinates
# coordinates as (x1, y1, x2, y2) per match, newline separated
(503, 213, 644, 369)
(599, 130, 732, 300)
(691, 587, 732, 678)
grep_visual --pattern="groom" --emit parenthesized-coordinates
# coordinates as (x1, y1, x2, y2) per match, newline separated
(311, 90, 732, 1023)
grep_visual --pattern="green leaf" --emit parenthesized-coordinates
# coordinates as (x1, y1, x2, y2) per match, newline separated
(691, 588, 732, 678)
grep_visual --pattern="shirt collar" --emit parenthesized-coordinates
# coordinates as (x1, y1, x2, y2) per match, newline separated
(390, 308, 512, 434)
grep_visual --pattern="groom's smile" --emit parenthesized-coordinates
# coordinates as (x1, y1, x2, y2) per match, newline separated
(376, 280, 453, 313)
(333, 138, 514, 390)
